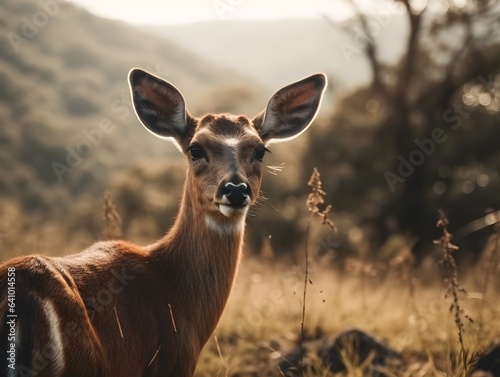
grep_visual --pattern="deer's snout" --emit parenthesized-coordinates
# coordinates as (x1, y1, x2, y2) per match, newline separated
(216, 175, 252, 216)
(223, 182, 249, 207)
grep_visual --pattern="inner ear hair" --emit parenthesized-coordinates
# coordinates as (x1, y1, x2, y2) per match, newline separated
(254, 73, 327, 144)
(129, 68, 193, 149)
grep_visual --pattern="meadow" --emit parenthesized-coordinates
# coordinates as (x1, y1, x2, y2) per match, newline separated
(190, 173, 500, 377)
(2, 1, 500, 376)
(195, 253, 500, 376)
(4, 171, 497, 377)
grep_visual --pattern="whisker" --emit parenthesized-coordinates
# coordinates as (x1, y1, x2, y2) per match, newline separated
(256, 190, 280, 212)
(268, 163, 285, 170)
(265, 168, 278, 176)
(257, 194, 269, 202)
(266, 201, 279, 212)
(266, 163, 285, 175)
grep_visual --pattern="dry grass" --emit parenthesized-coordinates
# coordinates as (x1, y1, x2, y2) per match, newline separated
(2, 173, 498, 377)
(194, 241, 500, 376)
(434, 210, 474, 374)
(100, 191, 123, 240)
(301, 168, 336, 372)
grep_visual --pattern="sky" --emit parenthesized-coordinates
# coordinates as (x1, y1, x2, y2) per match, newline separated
(67, 0, 378, 25)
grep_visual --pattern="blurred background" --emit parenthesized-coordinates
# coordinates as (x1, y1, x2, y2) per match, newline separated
(1, 0, 499, 265)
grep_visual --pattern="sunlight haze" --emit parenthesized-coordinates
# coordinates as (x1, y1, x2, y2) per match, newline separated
(68, 0, 375, 24)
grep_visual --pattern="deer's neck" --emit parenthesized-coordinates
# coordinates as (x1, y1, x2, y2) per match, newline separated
(149, 183, 245, 341)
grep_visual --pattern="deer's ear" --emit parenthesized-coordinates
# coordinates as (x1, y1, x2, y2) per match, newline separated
(128, 68, 194, 150)
(252, 73, 327, 144)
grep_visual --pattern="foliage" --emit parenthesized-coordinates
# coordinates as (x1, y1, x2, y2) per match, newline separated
(0, 0, 259, 256)
(304, 0, 500, 259)
(194, 241, 500, 376)
(1, 0, 499, 262)
(1, 1, 499, 376)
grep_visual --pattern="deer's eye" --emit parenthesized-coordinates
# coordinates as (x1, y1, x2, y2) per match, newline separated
(189, 145, 207, 161)
(254, 146, 269, 162)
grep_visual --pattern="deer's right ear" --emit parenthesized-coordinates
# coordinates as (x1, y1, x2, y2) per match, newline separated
(252, 73, 327, 145)
(128, 68, 194, 151)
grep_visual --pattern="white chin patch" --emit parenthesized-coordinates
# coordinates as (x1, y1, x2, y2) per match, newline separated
(219, 204, 248, 218)
(205, 214, 246, 235)
(219, 204, 234, 217)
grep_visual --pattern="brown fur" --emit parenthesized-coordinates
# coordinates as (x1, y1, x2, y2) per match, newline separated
(0, 70, 327, 377)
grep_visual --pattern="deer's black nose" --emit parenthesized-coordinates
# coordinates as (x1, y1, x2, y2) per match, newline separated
(223, 182, 249, 206)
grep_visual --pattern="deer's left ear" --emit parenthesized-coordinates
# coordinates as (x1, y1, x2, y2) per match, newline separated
(128, 68, 195, 151)
(252, 73, 327, 144)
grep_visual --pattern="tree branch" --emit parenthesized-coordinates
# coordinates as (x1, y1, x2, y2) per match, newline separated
(345, 0, 391, 103)
(393, 0, 427, 111)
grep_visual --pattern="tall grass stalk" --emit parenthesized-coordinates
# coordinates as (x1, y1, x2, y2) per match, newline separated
(101, 190, 122, 240)
(478, 223, 500, 328)
(434, 210, 473, 373)
(300, 168, 335, 374)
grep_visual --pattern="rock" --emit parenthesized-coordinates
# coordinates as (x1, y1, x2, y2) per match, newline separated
(277, 328, 402, 377)
(470, 345, 500, 377)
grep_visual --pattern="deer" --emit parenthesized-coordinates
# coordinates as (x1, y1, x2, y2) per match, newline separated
(0, 69, 327, 377)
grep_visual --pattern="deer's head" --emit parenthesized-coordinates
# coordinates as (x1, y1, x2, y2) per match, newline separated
(129, 69, 327, 232)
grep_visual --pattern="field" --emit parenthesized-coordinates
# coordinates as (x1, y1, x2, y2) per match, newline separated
(194, 233, 500, 376)
(2, 170, 499, 377)
(188, 178, 500, 377)
(2, 1, 500, 376)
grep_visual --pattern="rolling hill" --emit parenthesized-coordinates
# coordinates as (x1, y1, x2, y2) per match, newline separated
(0, 0, 268, 254)
(0, 0, 266, 203)
(144, 16, 407, 93)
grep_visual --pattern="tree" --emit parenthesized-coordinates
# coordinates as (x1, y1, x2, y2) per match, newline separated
(317, 0, 500, 258)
